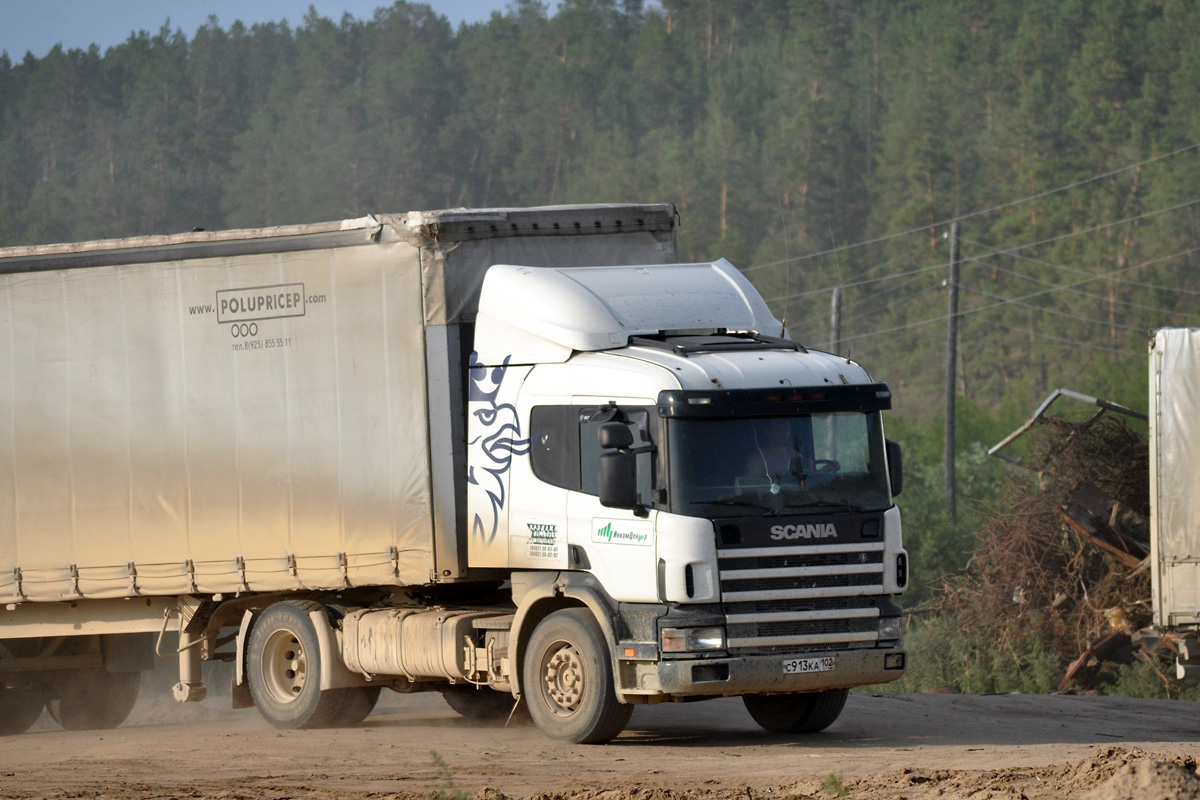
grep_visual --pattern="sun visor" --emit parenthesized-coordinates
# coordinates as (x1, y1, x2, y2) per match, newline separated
(473, 259, 783, 366)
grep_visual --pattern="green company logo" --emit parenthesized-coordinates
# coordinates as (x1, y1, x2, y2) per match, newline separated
(594, 522, 650, 545)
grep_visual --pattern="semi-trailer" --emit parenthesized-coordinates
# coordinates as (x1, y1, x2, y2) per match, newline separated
(0, 204, 907, 742)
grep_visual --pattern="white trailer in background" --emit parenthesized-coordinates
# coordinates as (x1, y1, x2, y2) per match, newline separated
(0, 204, 907, 742)
(1150, 328, 1200, 677)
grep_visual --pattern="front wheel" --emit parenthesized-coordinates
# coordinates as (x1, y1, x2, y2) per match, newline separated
(247, 600, 348, 729)
(743, 688, 848, 733)
(523, 608, 631, 744)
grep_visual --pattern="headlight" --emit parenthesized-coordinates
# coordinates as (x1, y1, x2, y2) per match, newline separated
(878, 617, 902, 641)
(661, 626, 726, 653)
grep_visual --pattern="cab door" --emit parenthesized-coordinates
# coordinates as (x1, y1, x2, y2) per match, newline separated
(506, 404, 573, 569)
(567, 404, 660, 603)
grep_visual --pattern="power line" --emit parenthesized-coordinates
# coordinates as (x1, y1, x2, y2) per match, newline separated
(809, 254, 1162, 352)
(763, 262, 945, 303)
(964, 236, 1200, 300)
(746, 141, 1200, 272)
(964, 315, 1140, 357)
(789, 284, 945, 349)
(821, 303, 1143, 358)
(817, 240, 931, 284)
(808, 245, 1200, 349)
(760, 243, 935, 302)
(971, 257, 1200, 319)
(844, 273, 941, 314)
(957, 197, 1200, 267)
(954, 282, 1146, 331)
(759, 196, 1200, 305)
(787, 274, 941, 342)
(950, 244, 1200, 331)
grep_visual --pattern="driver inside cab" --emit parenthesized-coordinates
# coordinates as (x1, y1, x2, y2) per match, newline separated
(743, 417, 804, 494)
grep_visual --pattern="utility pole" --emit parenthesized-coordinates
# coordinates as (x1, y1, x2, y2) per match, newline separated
(829, 286, 843, 356)
(944, 221, 961, 521)
(826, 286, 844, 458)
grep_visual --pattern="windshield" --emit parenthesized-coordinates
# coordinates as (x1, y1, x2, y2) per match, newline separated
(667, 412, 892, 518)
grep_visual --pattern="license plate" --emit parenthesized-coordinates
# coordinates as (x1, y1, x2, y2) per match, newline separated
(782, 656, 835, 675)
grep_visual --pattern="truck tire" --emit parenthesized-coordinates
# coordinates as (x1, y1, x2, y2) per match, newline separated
(44, 671, 140, 731)
(522, 608, 631, 744)
(743, 688, 848, 733)
(246, 600, 348, 729)
(332, 686, 381, 727)
(0, 689, 44, 735)
(440, 684, 516, 723)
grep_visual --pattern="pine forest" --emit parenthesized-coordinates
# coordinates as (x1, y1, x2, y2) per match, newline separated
(3, 0, 1200, 693)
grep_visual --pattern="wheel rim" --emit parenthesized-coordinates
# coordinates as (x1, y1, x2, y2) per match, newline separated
(260, 629, 308, 705)
(540, 640, 584, 717)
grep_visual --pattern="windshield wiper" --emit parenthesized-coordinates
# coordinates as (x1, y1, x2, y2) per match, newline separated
(690, 499, 776, 514)
(781, 500, 869, 514)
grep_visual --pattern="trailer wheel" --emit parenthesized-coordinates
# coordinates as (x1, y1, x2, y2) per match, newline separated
(247, 600, 347, 729)
(332, 686, 381, 727)
(742, 688, 848, 733)
(0, 689, 44, 735)
(523, 608, 631, 743)
(44, 671, 140, 731)
(440, 684, 517, 724)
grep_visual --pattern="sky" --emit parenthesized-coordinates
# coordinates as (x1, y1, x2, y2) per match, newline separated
(0, 0, 535, 60)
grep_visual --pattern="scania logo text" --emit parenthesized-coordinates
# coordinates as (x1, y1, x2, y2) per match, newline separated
(770, 523, 838, 540)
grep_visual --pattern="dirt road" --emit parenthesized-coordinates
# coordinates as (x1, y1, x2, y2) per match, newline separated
(3, 692, 1198, 800)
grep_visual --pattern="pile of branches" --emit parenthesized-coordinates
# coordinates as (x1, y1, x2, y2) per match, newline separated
(937, 412, 1151, 683)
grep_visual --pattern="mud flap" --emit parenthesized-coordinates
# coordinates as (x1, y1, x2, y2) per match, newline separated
(231, 675, 254, 709)
(234, 610, 255, 689)
(308, 609, 371, 689)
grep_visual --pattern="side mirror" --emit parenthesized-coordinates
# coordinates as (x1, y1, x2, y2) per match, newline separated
(886, 439, 903, 497)
(599, 422, 634, 449)
(599, 451, 637, 509)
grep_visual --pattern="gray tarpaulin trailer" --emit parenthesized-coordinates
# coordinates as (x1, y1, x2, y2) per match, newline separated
(0, 206, 674, 600)
(0, 205, 676, 732)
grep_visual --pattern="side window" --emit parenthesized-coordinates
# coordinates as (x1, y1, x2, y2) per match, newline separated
(531, 404, 655, 505)
(529, 406, 581, 491)
(580, 407, 654, 506)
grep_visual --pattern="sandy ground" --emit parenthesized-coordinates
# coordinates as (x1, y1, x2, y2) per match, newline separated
(2, 691, 1199, 800)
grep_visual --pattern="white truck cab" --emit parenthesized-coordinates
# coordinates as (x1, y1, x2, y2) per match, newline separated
(463, 259, 907, 740)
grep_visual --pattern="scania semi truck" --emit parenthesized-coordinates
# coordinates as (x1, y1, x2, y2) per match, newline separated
(0, 204, 907, 743)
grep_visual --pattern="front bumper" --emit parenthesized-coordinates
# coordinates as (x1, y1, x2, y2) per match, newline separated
(617, 644, 906, 698)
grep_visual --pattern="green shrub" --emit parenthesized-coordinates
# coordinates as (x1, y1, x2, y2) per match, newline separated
(1100, 658, 1200, 702)
(883, 613, 1064, 694)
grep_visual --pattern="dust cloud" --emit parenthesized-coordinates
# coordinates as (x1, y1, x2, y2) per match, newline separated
(6, 694, 1200, 800)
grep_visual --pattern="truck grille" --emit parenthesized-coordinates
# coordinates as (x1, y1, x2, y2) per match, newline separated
(717, 543, 885, 654)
